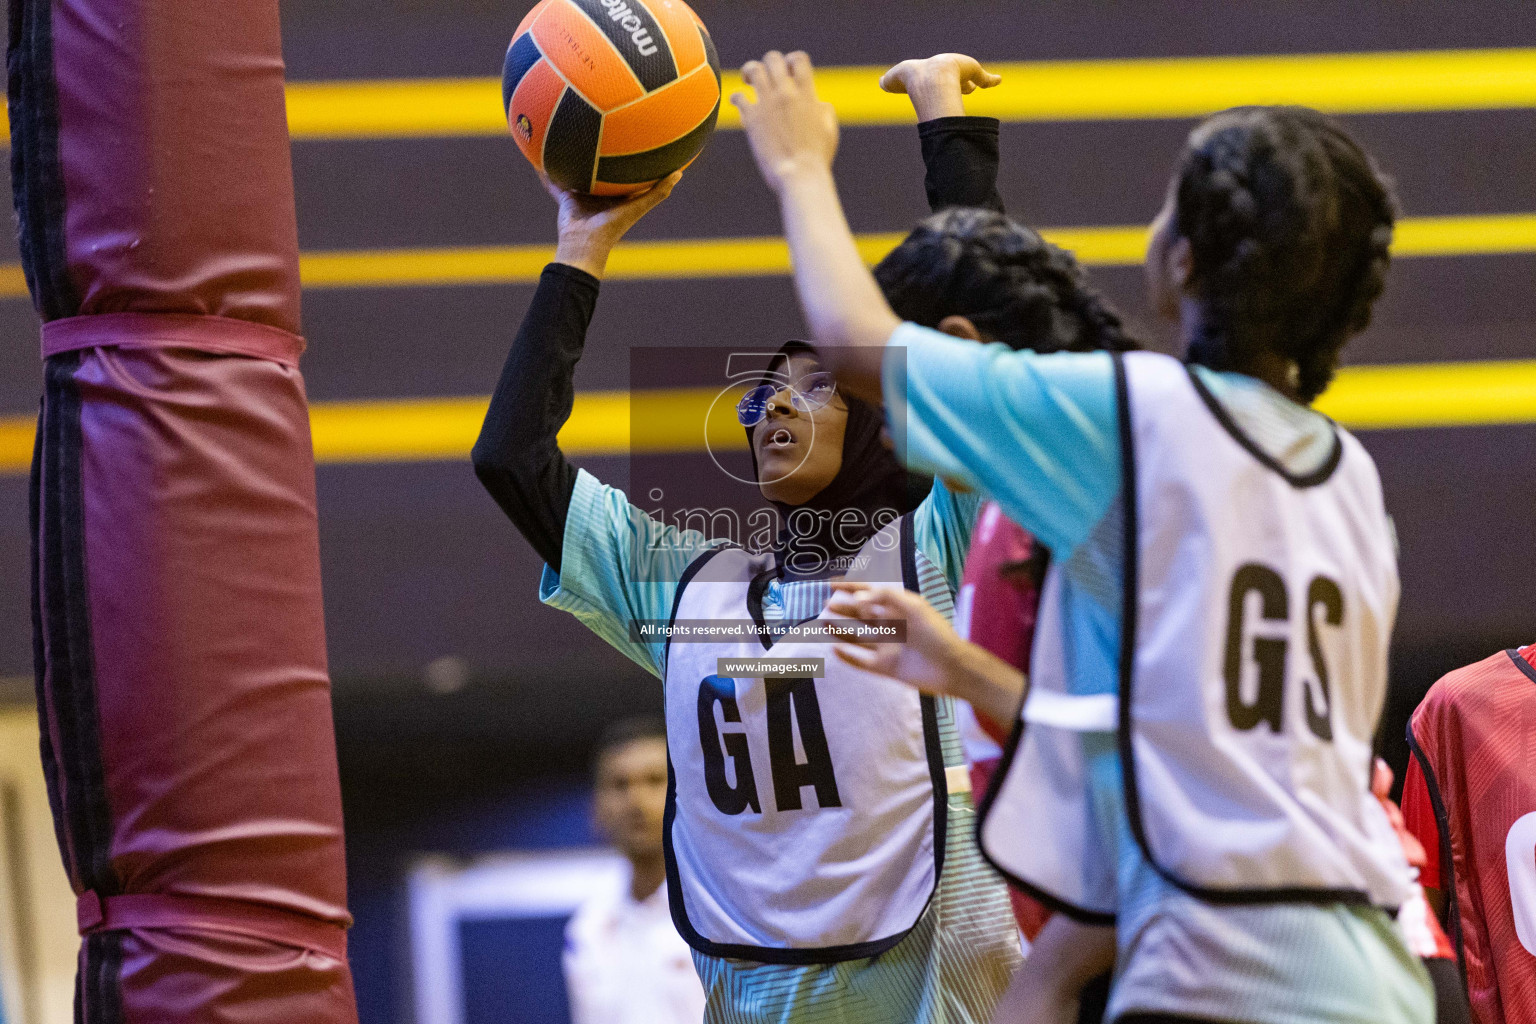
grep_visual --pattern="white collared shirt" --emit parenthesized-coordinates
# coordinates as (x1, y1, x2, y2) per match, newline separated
(562, 873, 705, 1024)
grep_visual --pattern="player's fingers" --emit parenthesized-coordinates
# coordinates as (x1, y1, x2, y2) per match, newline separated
(834, 630, 880, 651)
(826, 595, 862, 619)
(845, 600, 901, 630)
(844, 586, 900, 616)
(828, 582, 884, 604)
(878, 63, 911, 94)
(632, 170, 682, 210)
(834, 643, 882, 672)
(740, 60, 767, 92)
(954, 56, 1002, 91)
(854, 584, 907, 607)
(1371, 758, 1394, 798)
(539, 171, 564, 204)
(729, 91, 758, 131)
(828, 593, 881, 622)
(786, 50, 816, 91)
(763, 50, 792, 90)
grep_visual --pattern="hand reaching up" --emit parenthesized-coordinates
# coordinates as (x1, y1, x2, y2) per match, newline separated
(732, 50, 839, 195)
(880, 54, 1002, 121)
(546, 170, 682, 279)
(829, 581, 1026, 726)
(829, 582, 968, 696)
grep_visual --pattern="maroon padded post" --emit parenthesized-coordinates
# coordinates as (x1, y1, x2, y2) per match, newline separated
(12, 0, 359, 1020)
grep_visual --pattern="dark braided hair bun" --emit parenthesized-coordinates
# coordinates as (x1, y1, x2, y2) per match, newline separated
(1176, 106, 1397, 402)
(874, 206, 1138, 355)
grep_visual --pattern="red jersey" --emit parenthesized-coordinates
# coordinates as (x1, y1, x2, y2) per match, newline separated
(957, 500, 1051, 939)
(1406, 645, 1536, 1024)
(955, 501, 1043, 743)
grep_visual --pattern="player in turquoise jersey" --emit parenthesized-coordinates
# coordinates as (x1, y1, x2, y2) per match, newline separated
(734, 50, 1434, 1024)
(475, 54, 1137, 1024)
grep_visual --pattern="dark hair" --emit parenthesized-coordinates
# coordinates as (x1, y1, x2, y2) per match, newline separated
(1174, 106, 1397, 402)
(591, 714, 666, 776)
(874, 207, 1138, 355)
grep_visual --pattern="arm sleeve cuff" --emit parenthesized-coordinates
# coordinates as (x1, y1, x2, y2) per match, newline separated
(543, 261, 602, 291)
(917, 115, 1001, 134)
(918, 116, 1004, 213)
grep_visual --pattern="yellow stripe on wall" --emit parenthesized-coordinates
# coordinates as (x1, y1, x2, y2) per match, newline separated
(0, 48, 1529, 145)
(0, 416, 34, 472)
(306, 387, 748, 462)
(1, 360, 1532, 474)
(1392, 214, 1536, 257)
(290, 48, 1536, 138)
(292, 228, 1146, 290)
(292, 215, 1536, 290)
(0, 213, 1529, 300)
(1314, 359, 1536, 430)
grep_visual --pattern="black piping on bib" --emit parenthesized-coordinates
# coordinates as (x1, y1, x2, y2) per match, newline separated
(1405, 724, 1467, 988)
(1507, 647, 1536, 687)
(1185, 365, 1342, 489)
(660, 542, 734, 672)
(661, 512, 951, 963)
(1115, 353, 1379, 908)
(974, 708, 1116, 925)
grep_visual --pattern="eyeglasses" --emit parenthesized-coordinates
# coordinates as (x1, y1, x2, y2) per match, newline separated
(736, 372, 838, 427)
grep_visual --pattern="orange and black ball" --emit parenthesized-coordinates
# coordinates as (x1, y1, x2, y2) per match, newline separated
(504, 0, 722, 195)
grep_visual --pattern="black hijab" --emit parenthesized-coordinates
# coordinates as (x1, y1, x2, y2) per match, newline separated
(745, 342, 931, 582)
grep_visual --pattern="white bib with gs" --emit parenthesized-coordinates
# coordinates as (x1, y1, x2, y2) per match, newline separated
(982, 352, 1412, 917)
(662, 514, 948, 962)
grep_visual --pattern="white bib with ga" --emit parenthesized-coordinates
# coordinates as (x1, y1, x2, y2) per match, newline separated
(982, 352, 1412, 917)
(662, 514, 948, 962)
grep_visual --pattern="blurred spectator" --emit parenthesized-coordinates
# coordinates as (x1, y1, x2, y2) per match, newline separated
(563, 717, 705, 1024)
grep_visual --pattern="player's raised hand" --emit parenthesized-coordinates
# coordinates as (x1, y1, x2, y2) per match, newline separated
(733, 51, 839, 193)
(545, 170, 682, 278)
(828, 582, 970, 695)
(830, 580, 1026, 725)
(880, 54, 1001, 121)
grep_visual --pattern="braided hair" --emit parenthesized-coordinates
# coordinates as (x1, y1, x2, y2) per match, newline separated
(874, 207, 1138, 354)
(1174, 106, 1397, 402)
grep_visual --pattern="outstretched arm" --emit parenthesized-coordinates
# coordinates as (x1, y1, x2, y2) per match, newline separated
(736, 52, 1123, 562)
(733, 52, 897, 402)
(883, 54, 1006, 213)
(473, 174, 679, 571)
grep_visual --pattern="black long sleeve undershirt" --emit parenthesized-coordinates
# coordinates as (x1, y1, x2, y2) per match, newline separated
(472, 116, 1004, 572)
(918, 116, 1005, 214)
(472, 262, 597, 571)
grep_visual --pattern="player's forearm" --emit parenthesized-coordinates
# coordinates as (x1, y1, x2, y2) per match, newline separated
(946, 638, 1027, 729)
(993, 916, 1115, 1024)
(776, 167, 900, 403)
(472, 264, 591, 570)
